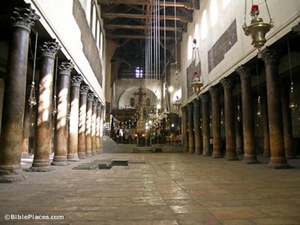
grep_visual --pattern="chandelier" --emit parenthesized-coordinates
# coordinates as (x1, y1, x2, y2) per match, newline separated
(190, 39, 203, 96)
(243, 1, 274, 58)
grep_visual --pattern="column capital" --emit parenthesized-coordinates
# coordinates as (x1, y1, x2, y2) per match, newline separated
(209, 85, 220, 97)
(71, 75, 83, 87)
(11, 6, 40, 31)
(221, 77, 234, 90)
(292, 22, 300, 35)
(97, 101, 102, 109)
(59, 60, 74, 75)
(40, 40, 61, 59)
(261, 48, 280, 65)
(87, 92, 95, 101)
(93, 97, 98, 105)
(236, 65, 251, 80)
(200, 92, 209, 102)
(80, 85, 90, 94)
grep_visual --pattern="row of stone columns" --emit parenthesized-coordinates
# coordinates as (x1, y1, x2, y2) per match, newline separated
(0, 5, 104, 182)
(182, 47, 295, 169)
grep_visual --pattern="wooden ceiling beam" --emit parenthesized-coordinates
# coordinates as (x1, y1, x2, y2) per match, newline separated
(104, 24, 185, 33)
(106, 34, 175, 40)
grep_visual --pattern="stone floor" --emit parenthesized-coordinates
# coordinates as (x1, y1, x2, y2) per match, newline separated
(0, 137, 300, 225)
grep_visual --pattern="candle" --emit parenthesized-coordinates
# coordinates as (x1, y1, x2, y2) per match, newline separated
(251, 5, 259, 12)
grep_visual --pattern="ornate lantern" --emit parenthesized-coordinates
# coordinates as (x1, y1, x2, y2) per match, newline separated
(243, 2, 274, 58)
(173, 96, 182, 111)
(190, 71, 203, 97)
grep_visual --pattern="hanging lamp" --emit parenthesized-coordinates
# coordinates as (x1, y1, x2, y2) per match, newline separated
(243, 1, 274, 58)
(28, 32, 38, 107)
(173, 95, 182, 111)
(190, 39, 203, 96)
(287, 41, 297, 111)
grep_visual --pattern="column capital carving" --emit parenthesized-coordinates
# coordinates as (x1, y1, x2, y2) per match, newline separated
(261, 48, 280, 65)
(87, 92, 95, 101)
(11, 6, 40, 31)
(209, 86, 220, 97)
(221, 77, 234, 90)
(236, 65, 251, 80)
(200, 92, 209, 102)
(97, 102, 102, 109)
(93, 97, 99, 105)
(193, 99, 201, 107)
(80, 85, 89, 94)
(40, 40, 61, 59)
(71, 75, 83, 87)
(59, 60, 74, 75)
(292, 22, 300, 35)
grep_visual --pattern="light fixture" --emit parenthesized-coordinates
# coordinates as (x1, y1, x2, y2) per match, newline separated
(173, 96, 182, 112)
(28, 32, 38, 107)
(243, 1, 274, 58)
(287, 41, 297, 111)
(190, 39, 203, 97)
(52, 57, 58, 115)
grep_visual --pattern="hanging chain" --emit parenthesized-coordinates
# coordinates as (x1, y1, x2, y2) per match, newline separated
(28, 32, 38, 107)
(264, 0, 273, 23)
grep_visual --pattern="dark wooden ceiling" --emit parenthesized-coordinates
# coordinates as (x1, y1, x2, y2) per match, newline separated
(98, 0, 200, 78)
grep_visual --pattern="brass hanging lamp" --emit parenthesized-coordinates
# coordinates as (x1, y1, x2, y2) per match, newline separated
(173, 95, 182, 111)
(190, 39, 203, 96)
(243, 1, 274, 58)
(28, 32, 38, 107)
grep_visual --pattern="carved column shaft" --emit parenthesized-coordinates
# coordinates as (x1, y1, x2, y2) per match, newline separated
(236, 66, 259, 163)
(52, 61, 74, 165)
(209, 86, 222, 158)
(200, 93, 210, 156)
(193, 99, 201, 155)
(96, 102, 102, 153)
(32, 41, 60, 169)
(221, 77, 238, 160)
(67, 75, 82, 161)
(78, 85, 89, 158)
(0, 6, 40, 182)
(261, 48, 291, 168)
(261, 91, 270, 156)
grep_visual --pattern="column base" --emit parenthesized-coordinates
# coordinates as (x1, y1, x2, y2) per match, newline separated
(194, 150, 201, 155)
(86, 151, 92, 157)
(78, 153, 86, 159)
(188, 149, 195, 154)
(92, 150, 97, 155)
(212, 152, 223, 158)
(32, 159, 51, 168)
(267, 157, 293, 169)
(0, 166, 27, 183)
(285, 154, 298, 159)
(242, 155, 260, 164)
(67, 154, 79, 161)
(51, 156, 69, 166)
(225, 153, 238, 161)
(263, 151, 271, 157)
(26, 166, 54, 172)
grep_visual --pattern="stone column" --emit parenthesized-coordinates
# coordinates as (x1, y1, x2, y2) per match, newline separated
(22, 85, 32, 158)
(193, 99, 201, 155)
(221, 77, 238, 160)
(91, 97, 98, 155)
(67, 75, 83, 161)
(281, 84, 296, 159)
(0, 6, 39, 182)
(52, 61, 74, 166)
(30, 41, 60, 171)
(181, 106, 189, 152)
(96, 102, 102, 154)
(236, 66, 259, 164)
(200, 93, 210, 156)
(261, 48, 291, 168)
(86, 92, 94, 156)
(78, 85, 89, 159)
(235, 117, 243, 154)
(209, 86, 223, 158)
(187, 103, 195, 154)
(261, 91, 270, 156)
